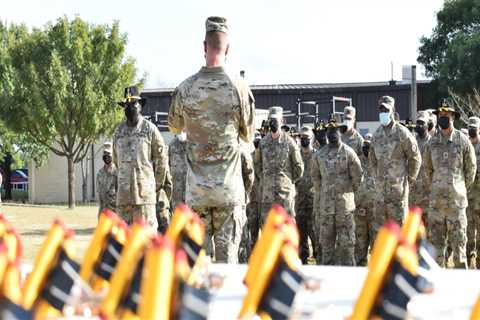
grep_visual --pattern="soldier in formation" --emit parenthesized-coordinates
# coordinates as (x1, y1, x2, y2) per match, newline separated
(256, 106, 304, 222)
(113, 86, 169, 231)
(295, 126, 318, 264)
(466, 116, 480, 267)
(311, 119, 362, 265)
(424, 103, 476, 268)
(369, 96, 421, 234)
(96, 142, 117, 216)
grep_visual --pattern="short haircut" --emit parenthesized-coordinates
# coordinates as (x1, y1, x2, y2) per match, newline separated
(205, 31, 228, 51)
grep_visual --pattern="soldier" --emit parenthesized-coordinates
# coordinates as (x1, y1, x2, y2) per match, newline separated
(410, 111, 433, 222)
(295, 126, 318, 264)
(96, 142, 117, 216)
(257, 106, 304, 221)
(467, 116, 480, 267)
(156, 166, 172, 233)
(113, 86, 169, 230)
(424, 103, 476, 268)
(369, 96, 421, 234)
(311, 120, 362, 266)
(168, 17, 255, 263)
(169, 131, 187, 210)
(355, 137, 376, 266)
(340, 106, 364, 156)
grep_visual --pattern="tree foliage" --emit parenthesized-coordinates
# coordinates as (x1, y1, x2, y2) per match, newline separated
(0, 17, 141, 208)
(418, 0, 480, 95)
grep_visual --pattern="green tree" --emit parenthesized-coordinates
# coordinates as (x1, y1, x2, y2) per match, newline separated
(418, 0, 480, 95)
(0, 17, 140, 208)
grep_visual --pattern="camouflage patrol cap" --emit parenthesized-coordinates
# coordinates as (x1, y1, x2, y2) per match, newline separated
(344, 106, 356, 118)
(364, 133, 373, 141)
(268, 106, 283, 119)
(378, 96, 395, 111)
(103, 142, 113, 155)
(206, 16, 228, 34)
(416, 110, 430, 123)
(299, 126, 313, 138)
(469, 116, 480, 128)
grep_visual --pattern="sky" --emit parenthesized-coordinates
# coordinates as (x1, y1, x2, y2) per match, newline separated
(3, 0, 445, 88)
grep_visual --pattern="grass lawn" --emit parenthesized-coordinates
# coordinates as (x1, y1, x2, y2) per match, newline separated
(1, 203, 98, 264)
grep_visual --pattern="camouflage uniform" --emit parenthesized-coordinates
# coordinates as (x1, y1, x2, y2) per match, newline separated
(342, 129, 364, 157)
(156, 166, 172, 233)
(467, 140, 480, 266)
(238, 145, 255, 263)
(96, 164, 117, 215)
(410, 133, 431, 213)
(369, 120, 421, 234)
(424, 128, 476, 268)
(311, 141, 362, 266)
(295, 147, 318, 264)
(169, 136, 187, 210)
(257, 130, 304, 221)
(246, 149, 262, 255)
(113, 115, 169, 231)
(355, 149, 376, 266)
(168, 60, 255, 263)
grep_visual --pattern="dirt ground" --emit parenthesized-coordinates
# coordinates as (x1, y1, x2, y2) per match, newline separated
(0, 203, 98, 263)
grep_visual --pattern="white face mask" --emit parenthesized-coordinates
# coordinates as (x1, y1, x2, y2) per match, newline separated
(379, 112, 392, 126)
(177, 132, 187, 142)
(344, 119, 354, 130)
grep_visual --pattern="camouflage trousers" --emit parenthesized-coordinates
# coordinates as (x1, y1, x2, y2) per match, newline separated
(355, 202, 375, 266)
(117, 204, 157, 230)
(98, 202, 116, 217)
(318, 211, 356, 266)
(261, 197, 295, 225)
(156, 201, 171, 234)
(192, 204, 246, 264)
(238, 201, 261, 263)
(295, 206, 319, 264)
(427, 207, 468, 269)
(373, 198, 407, 237)
(466, 204, 480, 267)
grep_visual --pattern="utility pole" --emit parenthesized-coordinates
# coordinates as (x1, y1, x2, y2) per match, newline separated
(410, 65, 417, 122)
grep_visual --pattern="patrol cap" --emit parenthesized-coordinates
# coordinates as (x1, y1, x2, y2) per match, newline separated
(344, 106, 356, 118)
(378, 96, 395, 111)
(416, 110, 430, 123)
(364, 133, 372, 141)
(103, 142, 113, 155)
(469, 116, 480, 129)
(268, 106, 283, 119)
(299, 126, 313, 138)
(205, 16, 228, 34)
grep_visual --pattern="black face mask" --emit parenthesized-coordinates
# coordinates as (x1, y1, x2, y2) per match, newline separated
(269, 119, 279, 133)
(327, 131, 339, 145)
(103, 154, 112, 165)
(362, 145, 370, 157)
(415, 125, 427, 138)
(428, 121, 434, 131)
(253, 139, 260, 149)
(438, 116, 450, 130)
(469, 128, 478, 138)
(125, 102, 140, 122)
(300, 138, 311, 148)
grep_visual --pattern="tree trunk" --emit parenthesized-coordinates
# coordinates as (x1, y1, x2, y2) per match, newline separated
(4, 154, 12, 200)
(67, 156, 75, 209)
(81, 158, 88, 203)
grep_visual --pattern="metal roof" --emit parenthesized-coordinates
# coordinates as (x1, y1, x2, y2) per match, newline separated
(141, 80, 431, 95)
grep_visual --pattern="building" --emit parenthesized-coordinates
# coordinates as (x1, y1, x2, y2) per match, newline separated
(141, 79, 435, 137)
